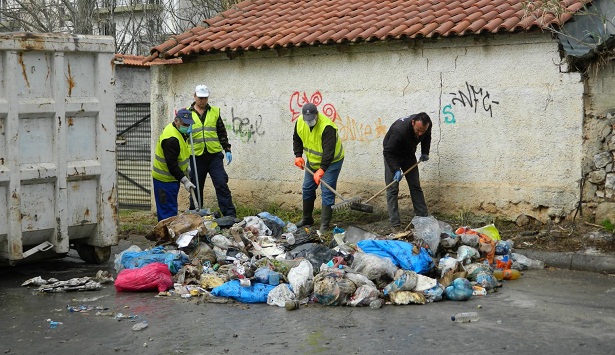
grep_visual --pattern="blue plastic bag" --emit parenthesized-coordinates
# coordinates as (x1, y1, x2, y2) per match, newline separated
(119, 246, 189, 274)
(257, 212, 286, 227)
(211, 280, 276, 303)
(357, 240, 434, 274)
(445, 278, 473, 301)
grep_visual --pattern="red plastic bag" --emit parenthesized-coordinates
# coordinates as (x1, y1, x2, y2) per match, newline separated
(115, 262, 173, 292)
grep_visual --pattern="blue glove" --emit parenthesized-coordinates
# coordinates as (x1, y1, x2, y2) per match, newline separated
(225, 151, 232, 165)
(393, 170, 402, 182)
(420, 154, 429, 162)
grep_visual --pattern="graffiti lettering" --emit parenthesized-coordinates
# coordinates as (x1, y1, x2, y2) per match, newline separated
(442, 104, 455, 124)
(228, 107, 265, 143)
(289, 91, 339, 122)
(337, 116, 387, 142)
(449, 82, 499, 117)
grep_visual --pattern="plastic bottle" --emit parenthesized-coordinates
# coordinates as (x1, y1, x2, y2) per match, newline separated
(451, 312, 479, 323)
(492, 269, 521, 280)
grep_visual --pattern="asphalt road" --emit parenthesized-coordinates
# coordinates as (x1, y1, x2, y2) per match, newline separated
(1, 240, 614, 355)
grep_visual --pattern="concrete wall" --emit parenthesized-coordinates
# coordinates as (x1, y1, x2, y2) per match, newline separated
(115, 65, 150, 104)
(151, 33, 585, 222)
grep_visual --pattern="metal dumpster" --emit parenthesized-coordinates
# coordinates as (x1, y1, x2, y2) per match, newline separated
(0, 32, 118, 265)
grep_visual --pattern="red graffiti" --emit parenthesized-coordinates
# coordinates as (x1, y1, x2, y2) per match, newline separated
(289, 91, 339, 122)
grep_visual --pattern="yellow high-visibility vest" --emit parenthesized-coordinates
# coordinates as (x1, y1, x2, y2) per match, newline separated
(190, 106, 222, 155)
(296, 113, 344, 170)
(152, 123, 191, 182)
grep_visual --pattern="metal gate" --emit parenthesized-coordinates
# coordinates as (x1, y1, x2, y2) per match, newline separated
(116, 103, 151, 209)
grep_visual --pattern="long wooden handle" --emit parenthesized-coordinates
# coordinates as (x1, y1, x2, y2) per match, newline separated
(363, 161, 420, 205)
(304, 168, 346, 200)
(189, 187, 200, 208)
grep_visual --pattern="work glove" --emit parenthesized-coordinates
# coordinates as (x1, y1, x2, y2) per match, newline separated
(294, 157, 305, 170)
(313, 168, 325, 185)
(419, 154, 429, 162)
(180, 176, 196, 192)
(393, 170, 403, 183)
(225, 151, 233, 165)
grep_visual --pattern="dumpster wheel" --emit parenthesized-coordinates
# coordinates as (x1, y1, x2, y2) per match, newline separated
(75, 244, 111, 264)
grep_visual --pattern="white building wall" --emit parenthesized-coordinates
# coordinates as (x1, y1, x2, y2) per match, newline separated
(151, 33, 585, 222)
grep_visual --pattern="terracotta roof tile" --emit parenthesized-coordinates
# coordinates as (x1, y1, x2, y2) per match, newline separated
(145, 0, 591, 63)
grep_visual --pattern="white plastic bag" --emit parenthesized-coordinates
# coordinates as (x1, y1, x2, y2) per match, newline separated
(288, 260, 314, 300)
(267, 284, 296, 307)
(411, 215, 441, 254)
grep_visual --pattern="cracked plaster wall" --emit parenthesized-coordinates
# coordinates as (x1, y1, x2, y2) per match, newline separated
(151, 33, 586, 222)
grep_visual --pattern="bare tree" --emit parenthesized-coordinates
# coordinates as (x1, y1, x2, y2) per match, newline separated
(0, 0, 241, 55)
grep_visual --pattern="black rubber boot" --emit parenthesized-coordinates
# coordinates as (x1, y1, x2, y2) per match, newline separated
(295, 199, 315, 227)
(319, 205, 333, 234)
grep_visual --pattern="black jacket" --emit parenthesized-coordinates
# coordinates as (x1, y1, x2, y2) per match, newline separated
(383, 114, 431, 172)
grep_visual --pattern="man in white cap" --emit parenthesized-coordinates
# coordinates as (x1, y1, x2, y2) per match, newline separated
(293, 102, 345, 233)
(187, 84, 236, 217)
(152, 108, 196, 221)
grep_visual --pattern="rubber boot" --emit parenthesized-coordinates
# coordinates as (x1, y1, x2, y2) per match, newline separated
(319, 205, 333, 234)
(295, 199, 315, 227)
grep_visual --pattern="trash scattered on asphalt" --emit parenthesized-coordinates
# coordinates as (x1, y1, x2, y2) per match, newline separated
(21, 211, 548, 316)
(132, 321, 149, 331)
(22, 276, 102, 293)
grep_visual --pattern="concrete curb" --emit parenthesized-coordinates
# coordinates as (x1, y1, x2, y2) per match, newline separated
(516, 249, 615, 274)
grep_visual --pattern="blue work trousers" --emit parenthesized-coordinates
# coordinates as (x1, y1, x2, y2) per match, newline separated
(153, 178, 180, 222)
(302, 159, 344, 206)
(190, 152, 236, 217)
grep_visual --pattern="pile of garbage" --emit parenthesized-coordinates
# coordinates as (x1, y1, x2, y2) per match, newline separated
(113, 212, 545, 308)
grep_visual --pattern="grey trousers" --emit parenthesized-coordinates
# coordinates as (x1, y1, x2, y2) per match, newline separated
(384, 158, 428, 227)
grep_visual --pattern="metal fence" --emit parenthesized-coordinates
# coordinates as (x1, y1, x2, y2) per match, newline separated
(116, 103, 151, 209)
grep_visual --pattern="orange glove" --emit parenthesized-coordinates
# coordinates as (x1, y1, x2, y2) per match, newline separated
(294, 157, 305, 170)
(313, 168, 325, 185)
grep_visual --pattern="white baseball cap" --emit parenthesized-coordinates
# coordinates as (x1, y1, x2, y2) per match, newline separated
(195, 85, 210, 98)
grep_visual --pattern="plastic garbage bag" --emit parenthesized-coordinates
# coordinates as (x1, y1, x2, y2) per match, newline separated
(410, 215, 442, 255)
(313, 268, 356, 306)
(254, 267, 281, 286)
(243, 216, 272, 236)
(459, 233, 480, 248)
(511, 252, 545, 270)
(287, 243, 334, 271)
(288, 260, 314, 300)
(475, 271, 499, 291)
(456, 245, 480, 264)
(423, 283, 445, 302)
(266, 284, 296, 307)
(117, 246, 190, 274)
(445, 277, 473, 301)
(344, 272, 376, 289)
(210, 280, 276, 303)
(348, 284, 380, 307)
(357, 240, 434, 274)
(351, 252, 398, 281)
(383, 270, 418, 295)
(257, 212, 286, 228)
(114, 245, 141, 273)
(473, 224, 501, 241)
(115, 262, 173, 292)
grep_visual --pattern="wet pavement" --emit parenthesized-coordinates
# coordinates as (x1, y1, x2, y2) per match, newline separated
(1, 239, 615, 355)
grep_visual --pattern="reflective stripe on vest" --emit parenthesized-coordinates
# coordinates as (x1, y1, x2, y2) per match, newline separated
(190, 106, 222, 155)
(296, 112, 344, 170)
(152, 123, 191, 182)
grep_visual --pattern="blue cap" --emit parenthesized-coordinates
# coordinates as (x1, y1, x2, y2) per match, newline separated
(176, 109, 194, 125)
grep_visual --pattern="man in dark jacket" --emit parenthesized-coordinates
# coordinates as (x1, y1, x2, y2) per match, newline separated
(383, 112, 432, 232)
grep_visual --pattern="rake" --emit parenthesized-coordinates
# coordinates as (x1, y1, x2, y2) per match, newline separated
(347, 161, 421, 214)
(303, 168, 371, 211)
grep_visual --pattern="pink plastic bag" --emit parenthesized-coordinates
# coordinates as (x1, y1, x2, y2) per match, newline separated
(115, 262, 173, 292)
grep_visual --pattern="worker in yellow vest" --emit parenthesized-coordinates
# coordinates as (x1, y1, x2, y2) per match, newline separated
(152, 109, 196, 221)
(293, 102, 345, 233)
(188, 84, 236, 217)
